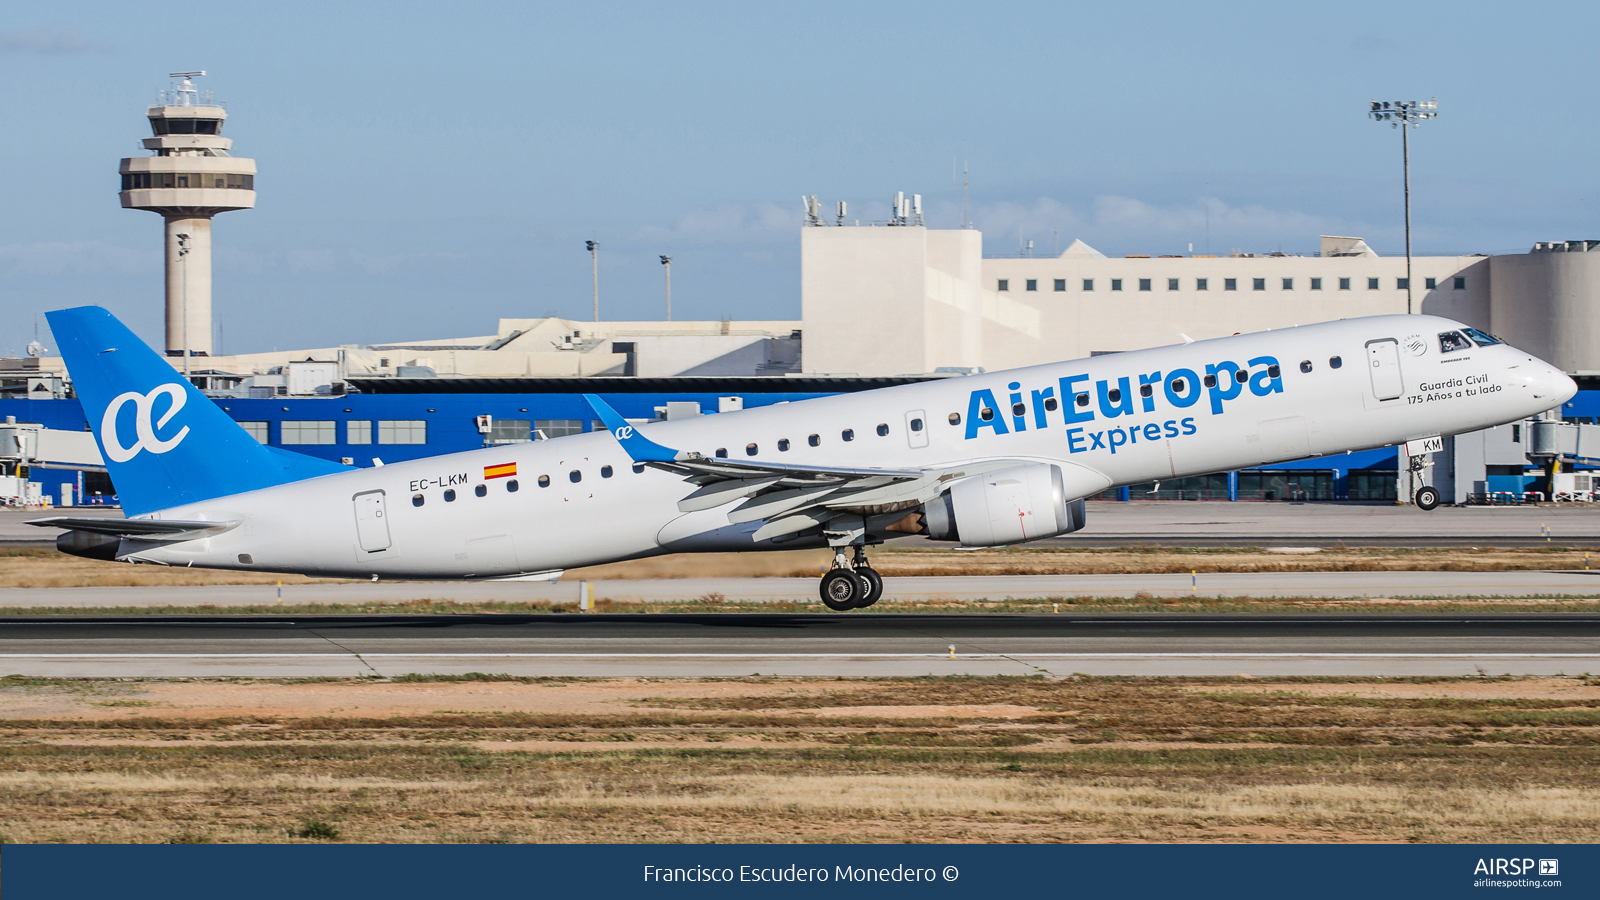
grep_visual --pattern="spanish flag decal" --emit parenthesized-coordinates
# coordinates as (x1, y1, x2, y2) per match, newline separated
(484, 462, 517, 480)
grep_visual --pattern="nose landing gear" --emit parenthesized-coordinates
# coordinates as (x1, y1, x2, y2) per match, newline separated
(818, 546, 883, 611)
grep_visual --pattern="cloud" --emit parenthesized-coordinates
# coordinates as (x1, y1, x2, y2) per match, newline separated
(0, 241, 153, 278)
(971, 195, 1352, 255)
(632, 200, 798, 245)
(0, 28, 110, 54)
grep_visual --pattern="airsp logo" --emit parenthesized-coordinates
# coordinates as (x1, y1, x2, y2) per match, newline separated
(100, 384, 190, 462)
(614, 426, 635, 440)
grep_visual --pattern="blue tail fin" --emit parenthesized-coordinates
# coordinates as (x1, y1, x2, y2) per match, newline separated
(47, 306, 346, 516)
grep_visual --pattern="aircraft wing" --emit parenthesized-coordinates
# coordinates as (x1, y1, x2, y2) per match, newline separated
(584, 394, 938, 538)
(28, 516, 239, 540)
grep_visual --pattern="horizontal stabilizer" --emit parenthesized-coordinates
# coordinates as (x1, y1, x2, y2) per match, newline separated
(29, 516, 238, 540)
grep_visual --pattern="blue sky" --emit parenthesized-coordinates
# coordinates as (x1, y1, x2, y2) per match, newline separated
(3, 1, 1598, 355)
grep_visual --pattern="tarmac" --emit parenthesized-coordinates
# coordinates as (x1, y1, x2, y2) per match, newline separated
(2, 613, 1596, 678)
(5, 569, 1600, 609)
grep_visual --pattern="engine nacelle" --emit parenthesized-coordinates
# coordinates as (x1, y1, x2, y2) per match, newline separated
(57, 529, 122, 561)
(922, 463, 1088, 546)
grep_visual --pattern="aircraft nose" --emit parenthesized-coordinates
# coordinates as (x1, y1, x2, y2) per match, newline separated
(1528, 360, 1576, 404)
(1553, 367, 1578, 403)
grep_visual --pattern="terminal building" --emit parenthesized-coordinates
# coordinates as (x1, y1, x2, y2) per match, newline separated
(4, 80, 1600, 509)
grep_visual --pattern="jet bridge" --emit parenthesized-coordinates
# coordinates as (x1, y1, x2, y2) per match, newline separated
(0, 417, 105, 506)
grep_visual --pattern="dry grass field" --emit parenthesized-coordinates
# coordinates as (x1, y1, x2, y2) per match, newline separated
(2, 544, 1598, 589)
(0, 674, 1596, 844)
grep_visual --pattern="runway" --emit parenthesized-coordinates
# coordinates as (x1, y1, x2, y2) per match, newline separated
(3, 613, 1597, 678)
(7, 569, 1600, 609)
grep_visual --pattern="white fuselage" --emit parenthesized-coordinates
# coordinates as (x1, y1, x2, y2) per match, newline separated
(125, 315, 1571, 578)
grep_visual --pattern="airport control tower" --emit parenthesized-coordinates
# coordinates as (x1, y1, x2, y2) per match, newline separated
(118, 72, 255, 361)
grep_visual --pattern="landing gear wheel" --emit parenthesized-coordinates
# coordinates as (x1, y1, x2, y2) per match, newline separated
(854, 567, 883, 608)
(820, 569, 860, 611)
(1414, 486, 1441, 511)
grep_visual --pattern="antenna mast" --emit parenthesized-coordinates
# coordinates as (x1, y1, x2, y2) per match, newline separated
(960, 158, 971, 229)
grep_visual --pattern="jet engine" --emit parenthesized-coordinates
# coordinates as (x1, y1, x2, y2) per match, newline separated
(922, 463, 1088, 546)
(56, 529, 122, 561)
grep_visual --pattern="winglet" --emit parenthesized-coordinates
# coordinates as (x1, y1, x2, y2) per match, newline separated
(583, 394, 680, 462)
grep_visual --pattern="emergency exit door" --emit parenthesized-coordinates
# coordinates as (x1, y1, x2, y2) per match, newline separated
(905, 409, 929, 448)
(353, 490, 391, 552)
(1366, 338, 1404, 401)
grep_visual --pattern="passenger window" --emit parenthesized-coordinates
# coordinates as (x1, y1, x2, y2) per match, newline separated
(443, 489, 456, 502)
(475, 484, 487, 497)
(778, 439, 790, 451)
(842, 429, 855, 441)
(1139, 384, 1152, 398)
(876, 424, 889, 436)
(746, 443, 758, 455)
(1267, 364, 1280, 378)
(539, 475, 551, 487)
(910, 418, 923, 432)
(979, 407, 994, 421)
(948, 413, 961, 425)
(1171, 378, 1186, 392)
(1439, 331, 1472, 353)
(631, 463, 645, 474)
(808, 434, 820, 446)
(569, 470, 581, 483)
(1043, 398, 1058, 411)
(601, 465, 613, 478)
(1106, 389, 1121, 403)
(1233, 368, 1247, 384)
(1203, 374, 1217, 388)
(1009, 402, 1025, 416)
(1299, 360, 1313, 373)
(715, 448, 728, 458)
(506, 480, 518, 492)
(1076, 393, 1089, 407)
(412, 494, 424, 507)
(1329, 356, 1342, 369)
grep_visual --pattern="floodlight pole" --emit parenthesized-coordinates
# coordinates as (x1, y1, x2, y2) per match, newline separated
(586, 240, 599, 322)
(1402, 120, 1413, 314)
(660, 255, 672, 321)
(176, 232, 191, 379)
(1368, 99, 1438, 315)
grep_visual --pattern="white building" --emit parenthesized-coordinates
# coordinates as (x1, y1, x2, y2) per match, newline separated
(801, 215, 1600, 377)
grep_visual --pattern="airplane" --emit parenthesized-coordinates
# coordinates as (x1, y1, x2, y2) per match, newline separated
(33, 306, 1575, 611)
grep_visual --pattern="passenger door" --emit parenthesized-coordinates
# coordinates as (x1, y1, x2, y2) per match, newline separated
(352, 490, 391, 552)
(1366, 338, 1404, 401)
(905, 409, 929, 449)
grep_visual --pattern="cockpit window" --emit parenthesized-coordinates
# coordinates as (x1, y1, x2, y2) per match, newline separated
(1461, 327, 1502, 346)
(1439, 331, 1473, 353)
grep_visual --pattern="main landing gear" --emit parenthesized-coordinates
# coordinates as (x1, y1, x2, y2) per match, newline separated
(819, 546, 883, 611)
